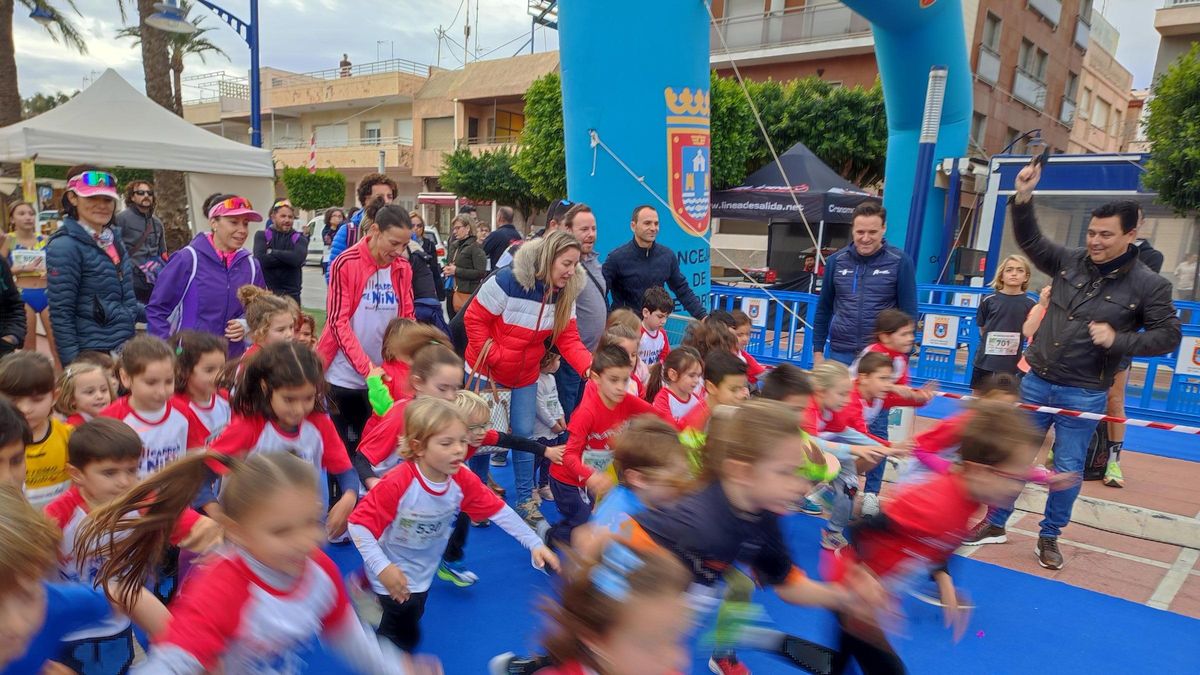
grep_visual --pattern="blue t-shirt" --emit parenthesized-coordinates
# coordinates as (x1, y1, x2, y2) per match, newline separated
(591, 485, 646, 534)
(3, 582, 112, 674)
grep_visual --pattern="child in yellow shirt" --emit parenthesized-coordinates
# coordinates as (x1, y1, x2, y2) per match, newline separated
(0, 352, 71, 507)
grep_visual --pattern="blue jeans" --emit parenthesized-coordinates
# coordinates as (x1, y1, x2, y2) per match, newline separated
(507, 381, 539, 507)
(554, 360, 585, 422)
(987, 372, 1106, 538)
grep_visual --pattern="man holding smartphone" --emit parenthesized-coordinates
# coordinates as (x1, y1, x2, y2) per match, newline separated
(963, 157, 1181, 570)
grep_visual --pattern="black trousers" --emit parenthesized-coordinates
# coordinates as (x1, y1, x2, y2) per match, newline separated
(377, 591, 430, 652)
(442, 512, 470, 563)
(831, 616, 907, 675)
(330, 384, 373, 483)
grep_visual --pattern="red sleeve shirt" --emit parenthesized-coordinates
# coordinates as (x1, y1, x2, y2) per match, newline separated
(357, 399, 410, 466)
(550, 383, 656, 487)
(101, 397, 207, 477)
(740, 350, 766, 386)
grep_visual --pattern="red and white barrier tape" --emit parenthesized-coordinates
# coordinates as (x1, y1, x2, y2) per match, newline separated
(933, 391, 1200, 435)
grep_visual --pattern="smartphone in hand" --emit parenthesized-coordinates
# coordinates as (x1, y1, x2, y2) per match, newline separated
(1033, 145, 1051, 168)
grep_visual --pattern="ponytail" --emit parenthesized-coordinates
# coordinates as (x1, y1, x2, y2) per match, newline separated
(643, 346, 702, 404)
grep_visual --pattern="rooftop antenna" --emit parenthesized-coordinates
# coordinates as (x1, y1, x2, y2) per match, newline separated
(463, 1, 470, 66)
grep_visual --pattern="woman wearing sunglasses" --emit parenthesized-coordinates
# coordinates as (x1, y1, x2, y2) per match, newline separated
(146, 193, 265, 357)
(45, 167, 140, 365)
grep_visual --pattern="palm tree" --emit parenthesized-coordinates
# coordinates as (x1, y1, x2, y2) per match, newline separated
(0, 1, 88, 128)
(116, 0, 228, 114)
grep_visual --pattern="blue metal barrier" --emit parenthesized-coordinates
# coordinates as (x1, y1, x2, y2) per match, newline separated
(694, 283, 1200, 427)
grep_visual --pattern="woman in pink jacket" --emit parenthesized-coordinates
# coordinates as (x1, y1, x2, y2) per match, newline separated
(317, 204, 415, 460)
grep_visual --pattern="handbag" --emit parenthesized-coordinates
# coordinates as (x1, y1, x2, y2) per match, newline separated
(465, 338, 512, 455)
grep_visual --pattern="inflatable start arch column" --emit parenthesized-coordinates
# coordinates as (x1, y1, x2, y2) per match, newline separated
(841, 0, 972, 282)
(558, 0, 713, 304)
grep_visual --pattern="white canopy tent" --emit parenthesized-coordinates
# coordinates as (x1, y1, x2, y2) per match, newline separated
(0, 69, 275, 229)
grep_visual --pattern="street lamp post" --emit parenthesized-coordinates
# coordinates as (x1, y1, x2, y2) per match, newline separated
(147, 0, 262, 148)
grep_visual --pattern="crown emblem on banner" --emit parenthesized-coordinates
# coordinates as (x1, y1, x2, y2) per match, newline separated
(665, 87, 710, 117)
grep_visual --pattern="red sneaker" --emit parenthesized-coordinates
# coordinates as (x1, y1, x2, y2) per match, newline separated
(708, 655, 751, 675)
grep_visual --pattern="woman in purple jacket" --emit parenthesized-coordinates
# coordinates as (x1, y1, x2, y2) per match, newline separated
(146, 194, 265, 356)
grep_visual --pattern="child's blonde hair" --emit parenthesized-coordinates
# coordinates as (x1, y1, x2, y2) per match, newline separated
(605, 308, 641, 335)
(809, 361, 852, 392)
(453, 390, 490, 424)
(54, 362, 115, 416)
(0, 483, 61, 593)
(400, 398, 466, 461)
(701, 399, 806, 482)
(237, 285, 299, 338)
(990, 254, 1033, 292)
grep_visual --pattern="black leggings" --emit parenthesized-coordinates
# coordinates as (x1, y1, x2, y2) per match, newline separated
(329, 384, 373, 481)
(442, 512, 470, 563)
(831, 616, 907, 675)
(377, 591, 430, 652)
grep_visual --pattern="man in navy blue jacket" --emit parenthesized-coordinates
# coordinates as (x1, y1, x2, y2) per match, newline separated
(602, 205, 707, 319)
(811, 201, 917, 515)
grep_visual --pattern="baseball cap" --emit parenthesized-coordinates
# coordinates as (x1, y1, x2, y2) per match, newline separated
(207, 196, 264, 222)
(66, 171, 119, 201)
(547, 198, 574, 224)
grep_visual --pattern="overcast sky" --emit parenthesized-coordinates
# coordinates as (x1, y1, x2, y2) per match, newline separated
(12, 0, 1158, 99)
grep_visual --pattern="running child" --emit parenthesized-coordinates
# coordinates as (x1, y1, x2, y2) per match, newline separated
(527, 539, 694, 675)
(0, 352, 72, 507)
(0, 484, 135, 675)
(599, 323, 648, 398)
(677, 350, 750, 433)
(170, 330, 230, 441)
(365, 319, 450, 417)
(803, 361, 899, 550)
(730, 310, 767, 388)
(356, 332, 464, 485)
(646, 346, 704, 429)
(547, 345, 661, 548)
(638, 287, 674, 367)
(854, 309, 935, 517)
(348, 398, 559, 651)
(828, 402, 1043, 674)
(206, 342, 359, 539)
(75, 452, 425, 675)
(296, 312, 317, 349)
(488, 416, 690, 675)
(680, 315, 739, 397)
(73, 351, 119, 400)
(0, 399, 29, 490)
(440, 390, 564, 586)
(101, 336, 207, 478)
(55, 361, 114, 427)
(534, 352, 568, 503)
(45, 419, 219, 674)
(224, 285, 298, 389)
(972, 255, 1036, 390)
(628, 401, 891, 674)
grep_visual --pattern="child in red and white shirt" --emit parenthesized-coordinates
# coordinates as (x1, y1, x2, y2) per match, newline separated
(647, 347, 703, 428)
(547, 345, 662, 548)
(169, 330, 231, 442)
(101, 336, 207, 478)
(349, 398, 559, 652)
(206, 343, 359, 539)
(74, 450, 423, 675)
(44, 418, 218, 674)
(54, 361, 113, 428)
(676, 350, 750, 433)
(638, 287, 674, 368)
(730, 309, 767, 388)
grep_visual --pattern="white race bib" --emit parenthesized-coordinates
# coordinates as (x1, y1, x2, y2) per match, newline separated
(582, 449, 613, 473)
(388, 512, 451, 547)
(984, 331, 1021, 356)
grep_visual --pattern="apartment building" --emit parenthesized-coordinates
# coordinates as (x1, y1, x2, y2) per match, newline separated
(182, 51, 558, 221)
(709, 0, 1095, 158)
(1066, 11, 1132, 154)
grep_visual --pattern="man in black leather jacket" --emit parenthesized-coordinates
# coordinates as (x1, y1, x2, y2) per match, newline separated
(965, 159, 1181, 571)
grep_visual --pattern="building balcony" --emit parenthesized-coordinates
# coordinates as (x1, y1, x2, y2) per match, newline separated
(1156, 0, 1200, 36)
(976, 45, 1001, 84)
(1028, 0, 1063, 27)
(267, 59, 430, 112)
(272, 136, 414, 171)
(1074, 16, 1090, 50)
(1013, 68, 1047, 110)
(709, 1, 873, 68)
(1060, 97, 1077, 125)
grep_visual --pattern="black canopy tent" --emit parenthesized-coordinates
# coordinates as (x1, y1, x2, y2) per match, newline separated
(711, 142, 875, 283)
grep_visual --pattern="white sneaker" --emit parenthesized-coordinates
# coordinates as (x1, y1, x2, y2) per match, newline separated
(860, 492, 880, 517)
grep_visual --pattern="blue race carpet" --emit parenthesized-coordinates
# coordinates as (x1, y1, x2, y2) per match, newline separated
(301, 463, 1199, 674)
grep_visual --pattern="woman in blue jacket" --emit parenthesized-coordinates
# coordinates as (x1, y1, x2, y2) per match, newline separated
(46, 169, 140, 364)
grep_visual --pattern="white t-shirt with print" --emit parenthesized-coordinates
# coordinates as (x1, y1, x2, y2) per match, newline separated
(327, 268, 399, 389)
